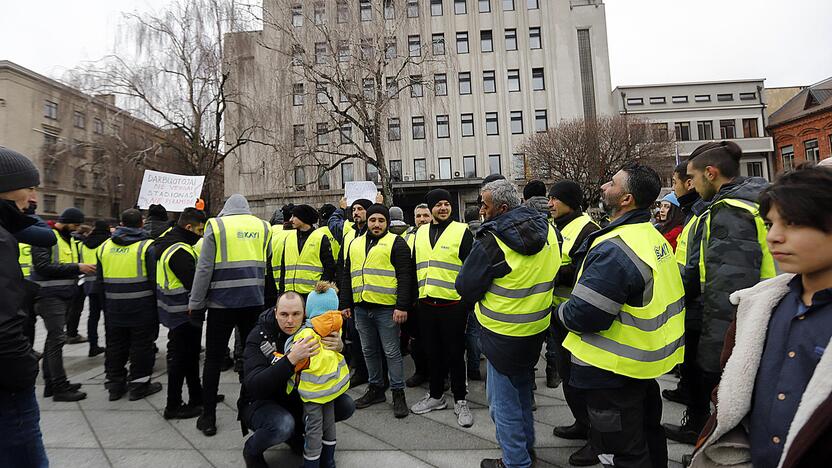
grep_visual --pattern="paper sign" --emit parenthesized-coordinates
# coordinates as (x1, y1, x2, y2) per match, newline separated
(136, 170, 205, 212)
(344, 181, 378, 205)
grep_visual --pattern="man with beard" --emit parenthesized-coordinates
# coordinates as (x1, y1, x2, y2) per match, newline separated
(276, 205, 336, 297)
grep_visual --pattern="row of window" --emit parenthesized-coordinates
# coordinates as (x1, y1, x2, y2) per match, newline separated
(43, 101, 106, 134)
(292, 0, 541, 26)
(292, 67, 546, 107)
(292, 109, 548, 146)
(626, 92, 758, 107)
(39, 194, 106, 216)
(662, 118, 760, 142)
(781, 136, 831, 171)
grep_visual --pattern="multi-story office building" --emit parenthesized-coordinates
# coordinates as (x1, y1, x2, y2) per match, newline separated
(0, 60, 185, 220)
(613, 79, 775, 180)
(224, 0, 614, 220)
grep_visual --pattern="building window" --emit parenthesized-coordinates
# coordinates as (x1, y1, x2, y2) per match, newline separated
(459, 72, 472, 95)
(626, 97, 644, 106)
(439, 157, 452, 179)
(805, 139, 820, 163)
(456, 32, 469, 54)
(293, 83, 304, 105)
(672, 96, 688, 104)
(431, 0, 443, 16)
(338, 0, 350, 22)
(697, 120, 713, 140)
(317, 123, 329, 145)
(651, 123, 668, 140)
(505, 29, 518, 51)
(93, 200, 104, 216)
(384, 0, 395, 19)
(293, 125, 305, 147)
(338, 41, 350, 62)
(434, 73, 448, 96)
(503, 0, 514, 10)
(340, 124, 352, 144)
(675, 122, 691, 141)
(529, 27, 542, 49)
(292, 4, 303, 26)
(461, 113, 475, 137)
(414, 158, 427, 180)
(390, 160, 403, 181)
(532, 68, 545, 90)
(479, 0, 491, 12)
(481, 30, 493, 52)
(316, 84, 328, 104)
(360, 0, 372, 20)
(510, 111, 524, 134)
(463, 155, 477, 178)
(694, 94, 711, 103)
(436, 115, 450, 138)
(649, 97, 666, 105)
(534, 109, 548, 132)
(73, 197, 86, 213)
(719, 119, 736, 139)
(507, 69, 520, 92)
(408, 35, 421, 57)
(717, 93, 734, 102)
(410, 75, 424, 97)
(294, 166, 306, 186)
(43, 195, 57, 213)
(314, 2, 326, 24)
(485, 112, 499, 135)
(363, 78, 375, 99)
(341, 162, 354, 186)
(315, 42, 327, 64)
(291, 45, 303, 66)
(388, 118, 401, 141)
(364, 120, 373, 142)
(386, 76, 399, 98)
(483, 70, 496, 93)
(318, 166, 331, 190)
(44, 101, 59, 120)
(527, 0, 538, 8)
(742, 118, 759, 138)
(385, 37, 397, 59)
(93, 118, 104, 135)
(73, 167, 87, 188)
(407, 0, 419, 17)
(360, 38, 373, 58)
(73, 111, 86, 129)
(512, 153, 527, 179)
(489, 154, 501, 174)
(781, 145, 794, 172)
(454, 0, 467, 14)
(366, 163, 379, 182)
(432, 33, 446, 55)
(412, 116, 426, 139)
(740, 92, 757, 101)
(746, 162, 763, 178)
(577, 29, 596, 119)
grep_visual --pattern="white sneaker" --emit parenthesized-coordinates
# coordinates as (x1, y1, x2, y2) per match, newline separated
(410, 393, 447, 414)
(454, 400, 474, 427)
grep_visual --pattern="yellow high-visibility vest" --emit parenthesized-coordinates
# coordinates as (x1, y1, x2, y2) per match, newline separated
(97, 238, 155, 302)
(282, 229, 327, 294)
(553, 213, 599, 305)
(206, 214, 270, 308)
(415, 222, 467, 301)
(348, 231, 398, 306)
(19, 243, 32, 278)
(30, 229, 79, 296)
(270, 225, 293, 288)
(318, 226, 339, 263)
(156, 242, 196, 314)
(287, 327, 350, 404)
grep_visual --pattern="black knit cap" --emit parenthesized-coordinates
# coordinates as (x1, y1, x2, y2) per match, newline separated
(523, 180, 547, 200)
(548, 180, 583, 211)
(58, 207, 85, 224)
(147, 204, 167, 220)
(366, 203, 389, 221)
(319, 203, 337, 223)
(425, 188, 452, 209)
(281, 203, 295, 222)
(291, 204, 319, 226)
(350, 198, 372, 211)
(0, 146, 40, 192)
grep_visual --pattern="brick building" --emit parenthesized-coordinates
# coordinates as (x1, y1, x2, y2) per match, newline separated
(767, 76, 832, 174)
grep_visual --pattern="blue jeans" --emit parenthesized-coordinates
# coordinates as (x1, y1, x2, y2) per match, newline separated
(465, 309, 482, 373)
(486, 361, 535, 468)
(354, 305, 404, 390)
(0, 388, 48, 468)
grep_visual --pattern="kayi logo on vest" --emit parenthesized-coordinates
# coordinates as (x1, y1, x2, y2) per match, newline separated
(110, 246, 130, 254)
(654, 244, 671, 261)
(237, 231, 261, 239)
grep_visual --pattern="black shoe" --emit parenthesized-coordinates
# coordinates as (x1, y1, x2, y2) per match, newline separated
(66, 334, 88, 344)
(568, 443, 597, 467)
(88, 345, 105, 357)
(44, 382, 82, 398)
(243, 451, 269, 468)
(468, 369, 482, 381)
(220, 356, 234, 372)
(546, 365, 562, 389)
(52, 384, 87, 402)
(480, 459, 506, 468)
(405, 373, 426, 387)
(663, 412, 707, 445)
(109, 387, 127, 401)
(164, 403, 203, 420)
(197, 413, 217, 436)
(128, 382, 163, 401)
(392, 389, 408, 419)
(354, 385, 386, 409)
(553, 422, 589, 440)
(350, 372, 368, 387)
(662, 387, 692, 405)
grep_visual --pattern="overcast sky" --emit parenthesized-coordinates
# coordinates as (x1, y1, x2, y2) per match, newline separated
(1, 0, 830, 89)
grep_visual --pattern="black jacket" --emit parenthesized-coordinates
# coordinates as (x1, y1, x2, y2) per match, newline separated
(339, 229, 414, 311)
(278, 228, 336, 293)
(553, 210, 600, 289)
(0, 200, 39, 392)
(152, 226, 201, 291)
(144, 217, 172, 239)
(677, 190, 708, 330)
(31, 226, 80, 299)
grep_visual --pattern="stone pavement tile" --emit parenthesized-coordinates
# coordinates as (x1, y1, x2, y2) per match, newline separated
(337, 450, 435, 467)
(335, 421, 396, 450)
(86, 410, 191, 449)
(106, 449, 212, 468)
(35, 387, 82, 412)
(200, 449, 248, 467)
(77, 384, 156, 411)
(407, 449, 507, 468)
(46, 448, 110, 468)
(536, 447, 596, 467)
(170, 410, 246, 450)
(40, 410, 99, 448)
(143, 382, 238, 412)
(344, 408, 497, 451)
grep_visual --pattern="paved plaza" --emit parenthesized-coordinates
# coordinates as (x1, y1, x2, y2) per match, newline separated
(35, 307, 690, 468)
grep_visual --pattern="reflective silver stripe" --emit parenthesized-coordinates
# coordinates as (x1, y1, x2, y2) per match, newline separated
(416, 262, 428, 270)
(361, 284, 397, 295)
(161, 243, 189, 289)
(160, 286, 188, 295)
(418, 278, 456, 290)
(136, 240, 151, 277)
(617, 297, 685, 333)
(571, 283, 622, 315)
(570, 354, 592, 366)
(478, 303, 551, 324)
(416, 260, 461, 272)
(285, 265, 324, 273)
(105, 290, 154, 300)
(607, 237, 654, 304)
(298, 371, 351, 400)
(104, 277, 144, 284)
(216, 217, 228, 264)
(299, 361, 347, 384)
(209, 278, 263, 289)
(487, 281, 553, 299)
(157, 301, 189, 313)
(350, 270, 362, 278)
(35, 279, 77, 287)
(362, 268, 396, 277)
(577, 333, 684, 363)
(214, 260, 266, 270)
(557, 302, 579, 334)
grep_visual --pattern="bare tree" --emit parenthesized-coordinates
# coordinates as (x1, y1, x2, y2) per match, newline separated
(520, 115, 675, 207)
(257, 0, 449, 205)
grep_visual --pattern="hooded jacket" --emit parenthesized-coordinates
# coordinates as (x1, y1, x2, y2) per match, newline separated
(152, 225, 201, 329)
(698, 176, 771, 374)
(456, 205, 556, 376)
(524, 195, 550, 218)
(97, 226, 156, 326)
(388, 220, 409, 236)
(144, 218, 172, 239)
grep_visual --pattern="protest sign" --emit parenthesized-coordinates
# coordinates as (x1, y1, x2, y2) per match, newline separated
(344, 181, 378, 205)
(136, 170, 205, 212)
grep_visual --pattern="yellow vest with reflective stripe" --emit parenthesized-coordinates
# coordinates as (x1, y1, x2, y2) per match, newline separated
(283, 229, 326, 294)
(270, 226, 293, 287)
(675, 214, 700, 267)
(415, 222, 467, 300)
(97, 238, 155, 301)
(475, 224, 561, 337)
(343, 226, 359, 255)
(318, 226, 339, 263)
(563, 222, 686, 379)
(155, 242, 196, 314)
(403, 228, 417, 251)
(349, 231, 398, 306)
(287, 327, 350, 403)
(78, 243, 100, 288)
(194, 238, 204, 257)
(553, 213, 599, 305)
(698, 198, 776, 289)
(206, 214, 270, 308)
(31, 230, 79, 293)
(19, 243, 32, 278)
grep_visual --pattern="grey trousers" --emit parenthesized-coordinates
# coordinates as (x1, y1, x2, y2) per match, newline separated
(35, 296, 71, 387)
(303, 401, 336, 461)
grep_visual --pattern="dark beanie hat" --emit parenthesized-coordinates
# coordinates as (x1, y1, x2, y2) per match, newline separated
(59, 207, 85, 224)
(366, 203, 389, 221)
(481, 173, 506, 187)
(281, 203, 295, 222)
(292, 204, 319, 226)
(523, 180, 547, 200)
(425, 188, 452, 209)
(351, 198, 372, 211)
(0, 147, 40, 192)
(319, 203, 336, 223)
(548, 180, 583, 211)
(147, 204, 167, 220)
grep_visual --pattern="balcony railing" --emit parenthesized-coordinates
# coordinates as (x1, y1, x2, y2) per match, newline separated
(675, 136, 773, 157)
